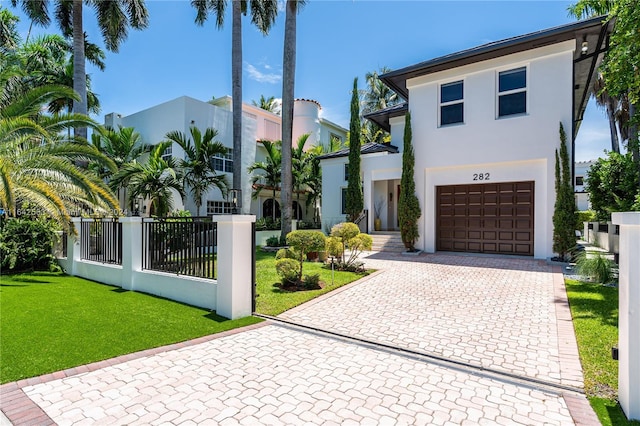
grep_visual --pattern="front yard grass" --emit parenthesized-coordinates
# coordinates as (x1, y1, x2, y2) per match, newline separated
(255, 248, 369, 316)
(565, 279, 640, 426)
(0, 272, 262, 384)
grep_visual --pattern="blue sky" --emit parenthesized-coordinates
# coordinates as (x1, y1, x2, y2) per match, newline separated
(10, 0, 611, 161)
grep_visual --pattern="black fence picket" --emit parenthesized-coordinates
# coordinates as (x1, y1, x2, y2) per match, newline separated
(142, 217, 217, 280)
(79, 218, 122, 265)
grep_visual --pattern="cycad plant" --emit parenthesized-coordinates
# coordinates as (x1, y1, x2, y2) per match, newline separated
(249, 140, 281, 221)
(0, 84, 118, 229)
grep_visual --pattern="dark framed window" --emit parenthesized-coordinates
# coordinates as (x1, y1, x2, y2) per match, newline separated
(211, 148, 233, 173)
(440, 81, 464, 126)
(575, 176, 584, 186)
(498, 67, 526, 117)
(341, 188, 347, 214)
(344, 164, 349, 181)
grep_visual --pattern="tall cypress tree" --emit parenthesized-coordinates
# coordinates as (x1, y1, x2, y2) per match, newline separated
(345, 77, 363, 222)
(398, 111, 421, 251)
(552, 122, 577, 260)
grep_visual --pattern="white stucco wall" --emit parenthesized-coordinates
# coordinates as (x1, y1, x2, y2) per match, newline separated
(405, 41, 574, 259)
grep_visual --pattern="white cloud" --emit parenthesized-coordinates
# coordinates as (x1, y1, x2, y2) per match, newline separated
(245, 63, 281, 84)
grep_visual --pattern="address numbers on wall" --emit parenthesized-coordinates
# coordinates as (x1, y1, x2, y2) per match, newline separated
(472, 173, 490, 181)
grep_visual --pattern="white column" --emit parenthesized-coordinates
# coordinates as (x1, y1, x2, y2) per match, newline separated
(612, 212, 640, 421)
(119, 217, 142, 290)
(69, 218, 83, 276)
(215, 215, 256, 319)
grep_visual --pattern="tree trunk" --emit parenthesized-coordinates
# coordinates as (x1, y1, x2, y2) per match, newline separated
(72, 0, 87, 141)
(607, 101, 620, 153)
(629, 102, 640, 191)
(272, 188, 276, 221)
(280, 0, 296, 240)
(231, 1, 242, 203)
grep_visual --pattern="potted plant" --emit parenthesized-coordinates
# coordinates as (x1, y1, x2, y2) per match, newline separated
(373, 197, 385, 231)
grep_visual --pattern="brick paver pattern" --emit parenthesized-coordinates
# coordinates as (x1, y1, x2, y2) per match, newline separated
(23, 325, 574, 425)
(281, 253, 573, 386)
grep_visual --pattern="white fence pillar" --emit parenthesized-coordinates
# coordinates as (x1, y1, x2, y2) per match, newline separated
(119, 217, 141, 290)
(215, 215, 256, 320)
(612, 212, 640, 421)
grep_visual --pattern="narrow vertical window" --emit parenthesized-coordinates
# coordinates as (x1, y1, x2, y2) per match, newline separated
(344, 163, 349, 181)
(440, 81, 464, 126)
(341, 188, 347, 214)
(498, 67, 527, 117)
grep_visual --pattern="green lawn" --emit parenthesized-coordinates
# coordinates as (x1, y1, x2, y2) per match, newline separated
(255, 248, 369, 316)
(565, 279, 640, 426)
(0, 272, 262, 384)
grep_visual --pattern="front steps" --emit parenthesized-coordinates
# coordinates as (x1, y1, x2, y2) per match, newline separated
(370, 231, 405, 253)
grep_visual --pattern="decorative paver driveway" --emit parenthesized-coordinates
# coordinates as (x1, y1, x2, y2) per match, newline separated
(1, 252, 595, 425)
(280, 253, 583, 389)
(13, 324, 577, 425)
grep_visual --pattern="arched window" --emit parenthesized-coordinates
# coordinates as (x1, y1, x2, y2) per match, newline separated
(262, 199, 280, 220)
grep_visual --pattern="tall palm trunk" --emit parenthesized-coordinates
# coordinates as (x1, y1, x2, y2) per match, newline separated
(272, 188, 276, 221)
(231, 1, 242, 205)
(606, 101, 620, 153)
(72, 0, 88, 140)
(280, 0, 297, 239)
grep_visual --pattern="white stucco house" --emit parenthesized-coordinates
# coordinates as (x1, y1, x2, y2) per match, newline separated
(319, 16, 612, 259)
(106, 96, 347, 220)
(575, 160, 595, 211)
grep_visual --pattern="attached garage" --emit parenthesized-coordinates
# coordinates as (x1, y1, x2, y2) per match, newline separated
(436, 181, 534, 256)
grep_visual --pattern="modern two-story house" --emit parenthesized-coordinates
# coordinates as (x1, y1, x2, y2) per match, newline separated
(106, 96, 347, 220)
(319, 16, 612, 259)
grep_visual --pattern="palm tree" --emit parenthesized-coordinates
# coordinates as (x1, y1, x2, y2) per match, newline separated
(13, 0, 149, 140)
(0, 84, 119, 228)
(280, 0, 306, 239)
(165, 126, 229, 216)
(109, 141, 185, 217)
(248, 140, 281, 221)
(593, 73, 622, 153)
(19, 33, 104, 115)
(90, 125, 151, 209)
(361, 67, 399, 144)
(191, 0, 278, 209)
(252, 94, 278, 113)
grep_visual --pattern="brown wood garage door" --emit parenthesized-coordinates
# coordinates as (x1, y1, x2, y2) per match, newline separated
(436, 181, 534, 256)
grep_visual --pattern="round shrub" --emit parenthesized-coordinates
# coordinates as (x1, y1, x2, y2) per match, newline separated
(275, 258, 300, 286)
(275, 248, 299, 260)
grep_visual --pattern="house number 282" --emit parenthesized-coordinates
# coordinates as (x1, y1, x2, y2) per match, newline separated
(473, 173, 490, 181)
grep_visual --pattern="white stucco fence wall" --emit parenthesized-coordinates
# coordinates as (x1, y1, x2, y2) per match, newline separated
(58, 216, 255, 319)
(612, 212, 640, 421)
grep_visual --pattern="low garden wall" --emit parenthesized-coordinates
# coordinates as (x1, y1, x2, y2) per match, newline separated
(583, 221, 619, 254)
(56, 216, 255, 319)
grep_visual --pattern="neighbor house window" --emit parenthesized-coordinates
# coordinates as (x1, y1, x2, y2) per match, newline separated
(330, 132, 343, 145)
(265, 119, 281, 140)
(211, 148, 233, 173)
(440, 80, 464, 126)
(344, 164, 349, 181)
(161, 144, 172, 161)
(207, 201, 233, 215)
(575, 176, 584, 186)
(341, 188, 347, 214)
(498, 67, 527, 117)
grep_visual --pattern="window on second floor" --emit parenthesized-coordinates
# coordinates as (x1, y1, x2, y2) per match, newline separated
(498, 67, 527, 117)
(265, 119, 280, 141)
(341, 188, 347, 215)
(211, 148, 233, 173)
(440, 80, 464, 126)
(575, 176, 584, 186)
(344, 164, 349, 181)
(161, 144, 172, 161)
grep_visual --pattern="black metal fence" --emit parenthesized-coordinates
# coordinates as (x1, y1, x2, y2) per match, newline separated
(142, 217, 217, 279)
(80, 218, 123, 264)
